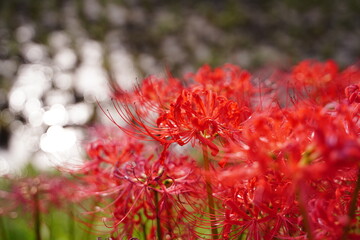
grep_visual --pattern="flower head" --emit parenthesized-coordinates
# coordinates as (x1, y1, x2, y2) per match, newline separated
(157, 88, 251, 155)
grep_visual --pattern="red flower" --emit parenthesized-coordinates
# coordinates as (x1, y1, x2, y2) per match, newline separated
(187, 64, 253, 104)
(157, 88, 251, 155)
(97, 153, 204, 239)
(292, 60, 338, 87)
(76, 125, 205, 239)
(345, 84, 360, 104)
(288, 59, 345, 104)
(216, 173, 303, 240)
(1, 175, 82, 216)
(112, 74, 184, 115)
(85, 61, 360, 239)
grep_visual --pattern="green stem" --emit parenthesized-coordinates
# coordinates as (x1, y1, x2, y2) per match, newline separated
(48, 208, 53, 240)
(33, 191, 42, 240)
(154, 191, 163, 240)
(341, 168, 360, 240)
(202, 144, 218, 239)
(142, 221, 147, 240)
(166, 204, 172, 238)
(297, 184, 313, 240)
(68, 203, 75, 240)
(0, 215, 9, 240)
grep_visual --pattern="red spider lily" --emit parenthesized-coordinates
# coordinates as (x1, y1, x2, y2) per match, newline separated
(0, 174, 84, 240)
(77, 126, 206, 239)
(291, 60, 338, 87)
(84, 127, 145, 171)
(210, 171, 298, 240)
(239, 101, 360, 177)
(77, 61, 360, 240)
(157, 88, 251, 156)
(291, 103, 360, 173)
(103, 65, 253, 158)
(345, 84, 360, 104)
(94, 153, 205, 239)
(305, 169, 358, 240)
(217, 100, 360, 239)
(1, 175, 82, 215)
(285, 60, 346, 104)
(111, 74, 184, 120)
(135, 75, 184, 107)
(102, 88, 251, 159)
(340, 63, 360, 96)
(186, 64, 253, 104)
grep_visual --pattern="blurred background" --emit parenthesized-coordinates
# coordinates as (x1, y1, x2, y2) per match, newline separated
(0, 1, 359, 239)
(0, 0, 360, 177)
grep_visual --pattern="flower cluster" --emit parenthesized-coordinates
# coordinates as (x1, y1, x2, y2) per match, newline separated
(0, 175, 81, 216)
(0, 174, 83, 240)
(79, 61, 360, 239)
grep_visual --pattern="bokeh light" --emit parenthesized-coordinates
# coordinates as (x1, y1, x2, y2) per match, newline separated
(0, 0, 359, 177)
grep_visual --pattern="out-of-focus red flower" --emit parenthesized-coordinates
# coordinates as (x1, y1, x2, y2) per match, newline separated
(292, 60, 338, 87)
(187, 64, 253, 104)
(1, 175, 82, 216)
(215, 171, 303, 240)
(112, 74, 184, 112)
(286, 60, 346, 104)
(345, 84, 360, 103)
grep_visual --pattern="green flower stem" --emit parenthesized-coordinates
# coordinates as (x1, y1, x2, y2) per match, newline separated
(48, 208, 53, 240)
(342, 168, 360, 240)
(142, 221, 147, 239)
(33, 191, 42, 240)
(297, 184, 314, 240)
(68, 203, 75, 240)
(0, 215, 9, 240)
(154, 191, 163, 240)
(202, 144, 218, 239)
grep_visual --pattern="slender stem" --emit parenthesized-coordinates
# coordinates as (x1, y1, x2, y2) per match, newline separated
(0, 215, 9, 240)
(68, 203, 75, 240)
(48, 207, 53, 240)
(341, 168, 360, 240)
(142, 222, 147, 239)
(33, 191, 42, 240)
(166, 204, 172, 238)
(297, 184, 313, 240)
(202, 144, 218, 239)
(154, 191, 163, 240)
